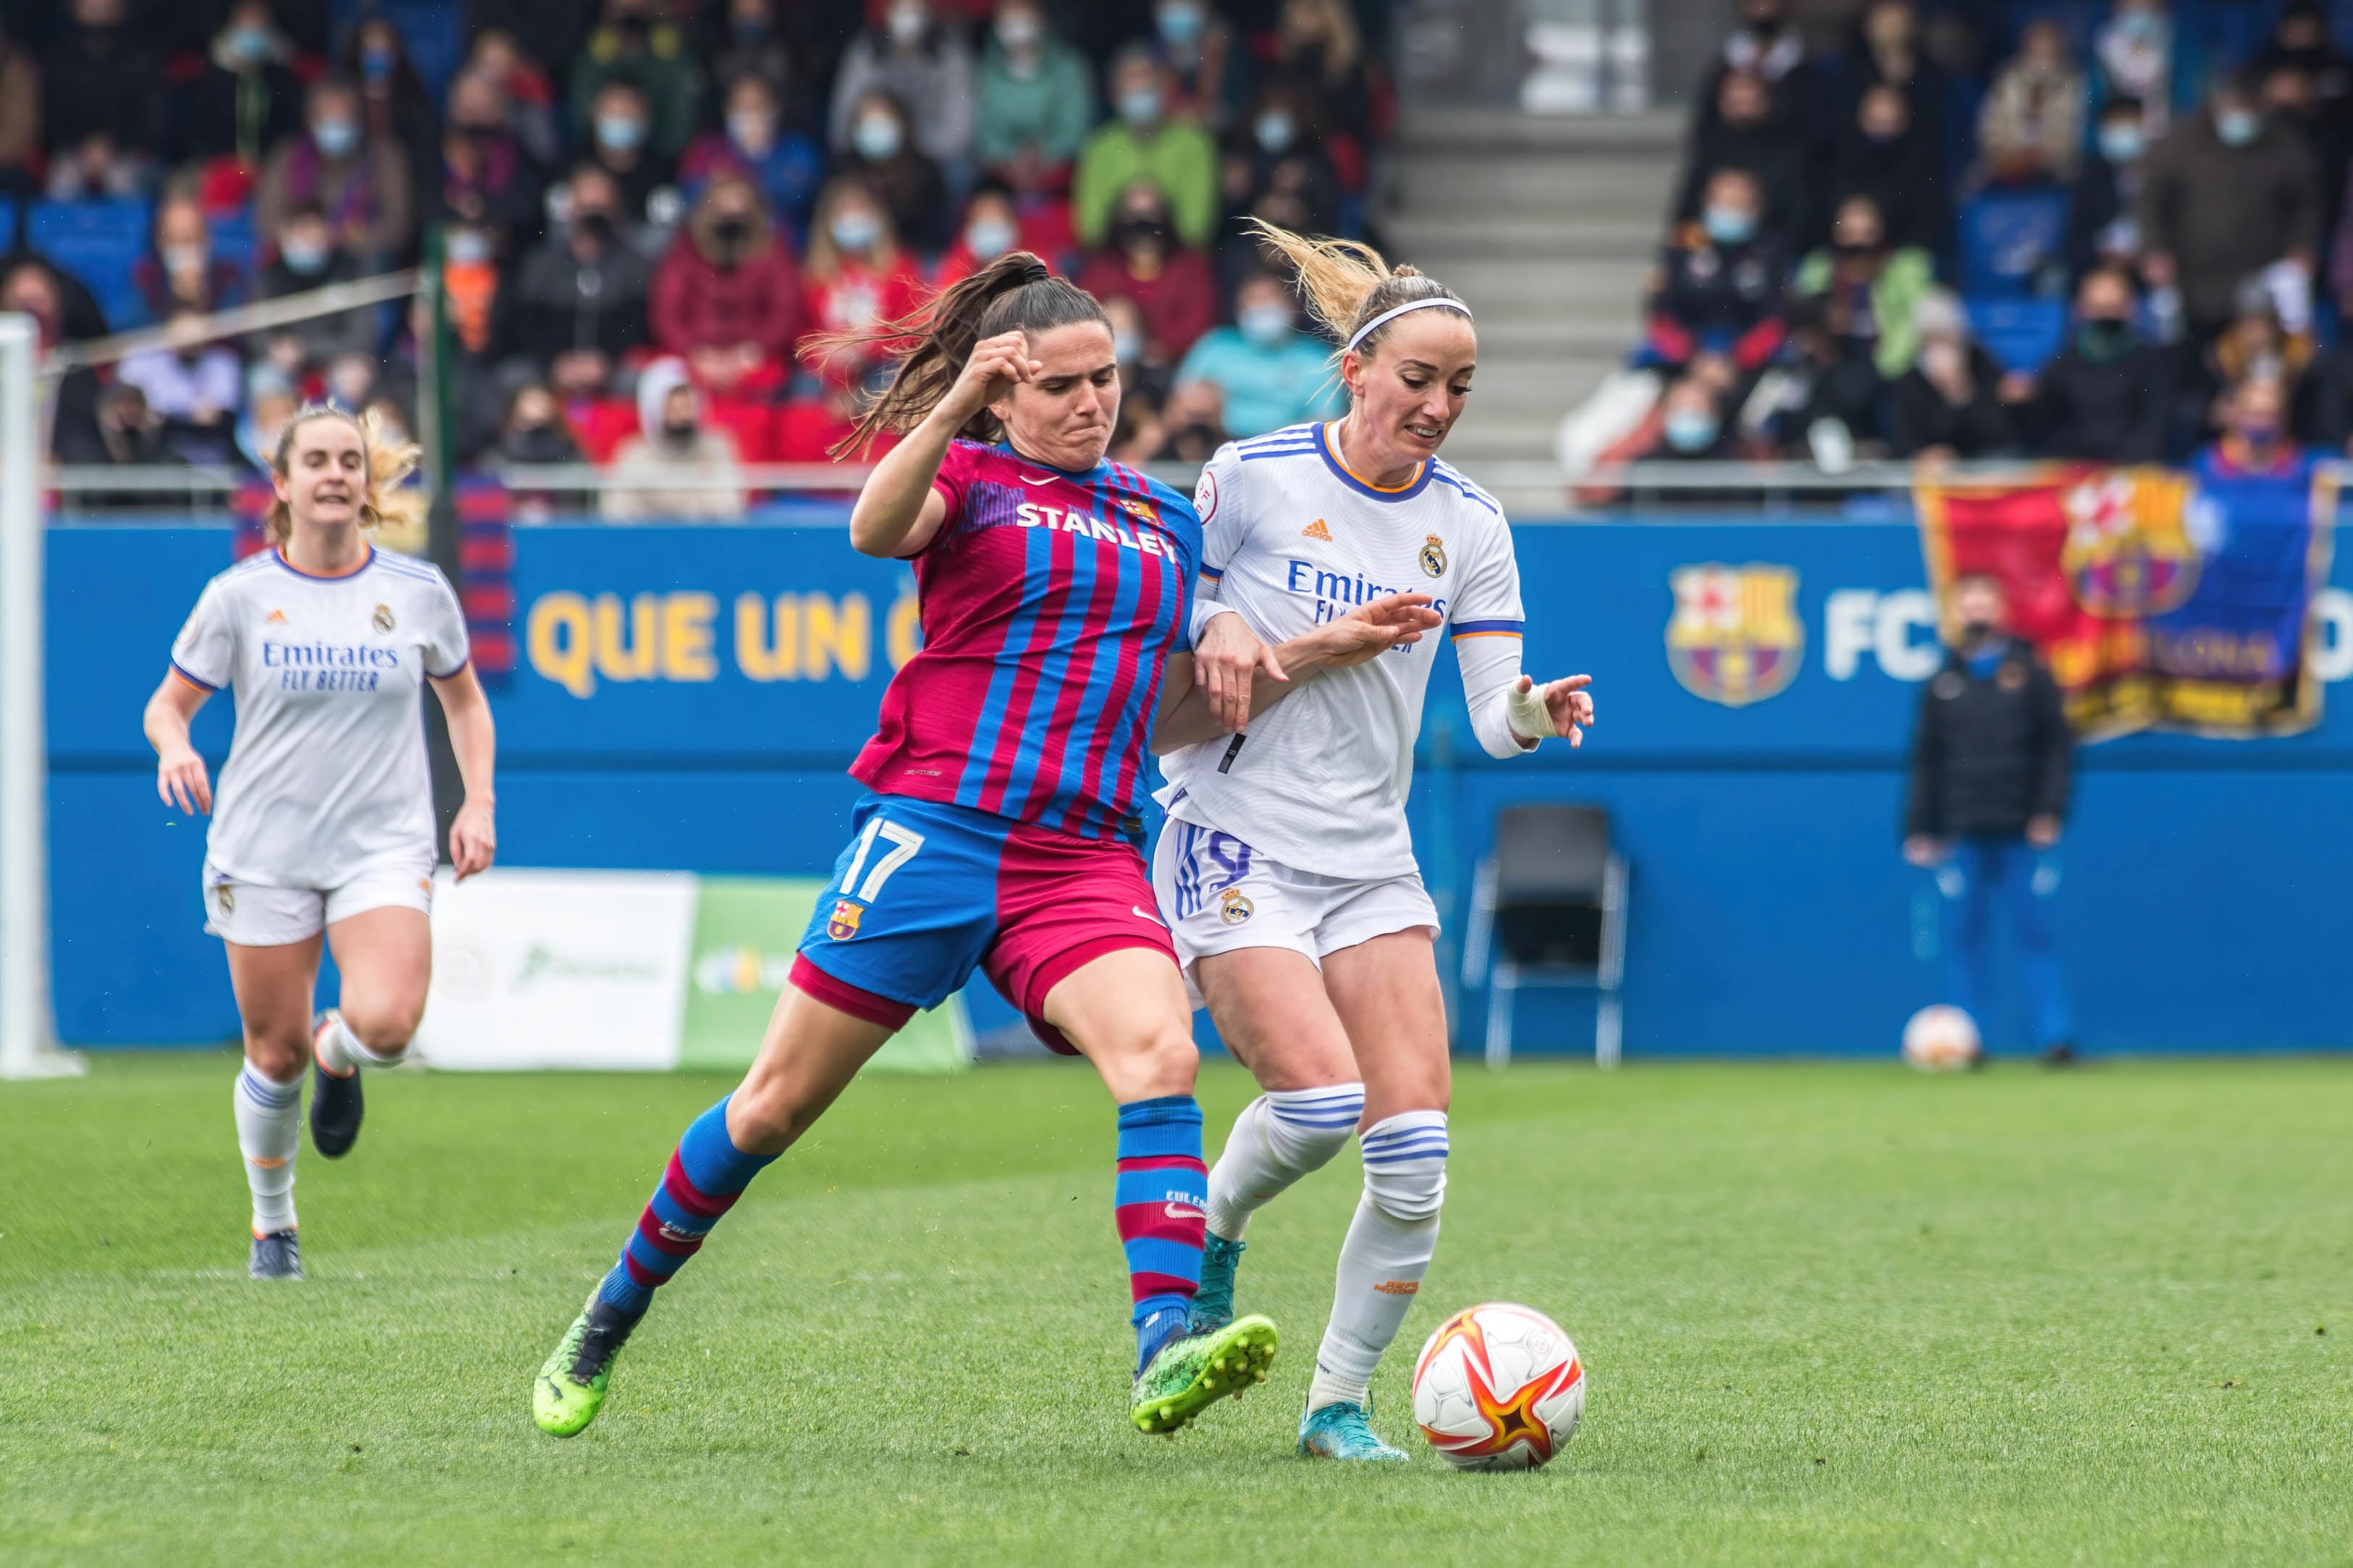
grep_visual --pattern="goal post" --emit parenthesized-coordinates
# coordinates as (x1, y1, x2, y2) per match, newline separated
(0, 310, 79, 1079)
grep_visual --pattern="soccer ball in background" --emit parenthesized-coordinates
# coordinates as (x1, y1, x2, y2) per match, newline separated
(1902, 1004, 1982, 1071)
(1411, 1302, 1585, 1470)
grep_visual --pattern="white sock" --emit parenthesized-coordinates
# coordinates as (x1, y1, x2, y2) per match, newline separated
(1204, 1084, 1364, 1241)
(319, 1009, 405, 1074)
(1308, 1110, 1448, 1412)
(235, 1064, 302, 1235)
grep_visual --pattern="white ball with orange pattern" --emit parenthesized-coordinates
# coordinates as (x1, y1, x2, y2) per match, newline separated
(1411, 1302, 1585, 1470)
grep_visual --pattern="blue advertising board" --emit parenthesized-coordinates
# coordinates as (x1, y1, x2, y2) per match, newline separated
(41, 516, 2353, 1055)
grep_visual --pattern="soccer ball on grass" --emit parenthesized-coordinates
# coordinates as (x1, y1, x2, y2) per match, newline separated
(1410, 1302, 1584, 1470)
(1901, 1004, 1982, 1071)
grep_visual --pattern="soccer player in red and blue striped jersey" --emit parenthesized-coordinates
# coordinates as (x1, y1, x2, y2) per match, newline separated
(532, 256, 1394, 1442)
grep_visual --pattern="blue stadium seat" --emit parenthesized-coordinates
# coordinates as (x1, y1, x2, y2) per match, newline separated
(28, 198, 154, 334)
(1971, 297, 2068, 373)
(0, 197, 17, 254)
(1958, 187, 2071, 300)
(209, 208, 259, 276)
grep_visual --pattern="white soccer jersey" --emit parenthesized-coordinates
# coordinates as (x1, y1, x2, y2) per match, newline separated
(1157, 421, 1529, 880)
(169, 546, 470, 890)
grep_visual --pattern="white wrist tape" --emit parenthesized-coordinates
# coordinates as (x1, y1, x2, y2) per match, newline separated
(1505, 680, 1553, 742)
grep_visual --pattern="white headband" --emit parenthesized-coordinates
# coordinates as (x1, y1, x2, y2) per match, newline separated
(1344, 296, 1473, 353)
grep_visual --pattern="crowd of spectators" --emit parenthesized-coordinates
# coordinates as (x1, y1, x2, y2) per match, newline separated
(1576, 0, 2353, 477)
(3, 0, 1389, 506)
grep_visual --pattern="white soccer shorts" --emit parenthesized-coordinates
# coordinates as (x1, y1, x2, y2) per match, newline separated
(1151, 818, 1439, 985)
(201, 853, 437, 947)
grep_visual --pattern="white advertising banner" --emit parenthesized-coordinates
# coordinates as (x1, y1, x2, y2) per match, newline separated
(411, 868, 696, 1071)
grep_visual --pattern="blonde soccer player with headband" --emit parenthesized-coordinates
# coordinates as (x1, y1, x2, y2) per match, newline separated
(1151, 222, 1596, 1460)
(143, 407, 497, 1281)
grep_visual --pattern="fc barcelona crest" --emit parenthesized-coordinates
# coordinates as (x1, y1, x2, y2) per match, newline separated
(1114, 496, 1160, 526)
(1665, 562, 1804, 707)
(826, 898, 865, 940)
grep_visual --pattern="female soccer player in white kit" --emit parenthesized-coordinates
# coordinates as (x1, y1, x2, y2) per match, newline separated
(142, 408, 497, 1281)
(1152, 224, 1595, 1459)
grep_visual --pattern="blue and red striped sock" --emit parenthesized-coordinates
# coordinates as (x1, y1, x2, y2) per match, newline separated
(1114, 1095, 1208, 1373)
(595, 1097, 777, 1320)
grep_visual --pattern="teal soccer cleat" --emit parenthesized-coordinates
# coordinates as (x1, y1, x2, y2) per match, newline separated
(1189, 1234, 1245, 1335)
(1299, 1397, 1410, 1461)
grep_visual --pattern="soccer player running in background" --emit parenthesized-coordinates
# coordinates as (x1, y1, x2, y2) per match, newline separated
(142, 408, 497, 1282)
(1150, 223, 1597, 1459)
(528, 253, 1429, 1441)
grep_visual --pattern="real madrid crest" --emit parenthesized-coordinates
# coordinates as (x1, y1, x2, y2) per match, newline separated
(215, 883, 236, 914)
(1418, 534, 1447, 578)
(373, 603, 395, 633)
(1218, 887, 1255, 925)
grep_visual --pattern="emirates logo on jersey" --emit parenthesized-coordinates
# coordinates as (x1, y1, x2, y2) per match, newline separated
(372, 604, 395, 633)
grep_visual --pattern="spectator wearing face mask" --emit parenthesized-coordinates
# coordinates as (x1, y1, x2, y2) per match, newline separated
(651, 175, 805, 395)
(680, 73, 825, 240)
(797, 177, 927, 389)
(933, 183, 1037, 287)
(439, 223, 508, 359)
(1977, 20, 2087, 186)
(1075, 47, 1219, 249)
(339, 16, 441, 183)
(603, 358, 747, 521)
(2068, 97, 2152, 284)
(494, 381, 586, 467)
(256, 204, 378, 371)
(1836, 0, 1950, 167)
(582, 79, 679, 225)
(976, 0, 1096, 187)
(2181, 279, 2315, 444)
(1140, 377, 1231, 464)
(134, 196, 253, 324)
(42, 0, 167, 173)
(1887, 290, 2023, 460)
(1756, 294, 1887, 458)
(1170, 271, 1344, 438)
(2012, 266, 2171, 461)
(174, 1, 307, 169)
(837, 88, 953, 253)
(1640, 169, 1788, 379)
(433, 67, 550, 246)
(1150, 0, 1244, 132)
(464, 28, 563, 171)
(2139, 77, 2320, 344)
(1221, 84, 1343, 240)
(1263, 0, 1374, 156)
(1831, 81, 1950, 255)
(570, 0, 707, 158)
(117, 308, 243, 465)
(1100, 293, 1164, 402)
(505, 166, 652, 398)
(704, 0, 803, 120)
(2195, 374, 2307, 483)
(1796, 194, 1935, 378)
(257, 78, 413, 270)
(1675, 69, 1809, 253)
(1076, 182, 1218, 366)
(829, 0, 977, 167)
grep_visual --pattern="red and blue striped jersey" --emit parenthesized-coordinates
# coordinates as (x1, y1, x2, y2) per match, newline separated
(851, 439, 1202, 841)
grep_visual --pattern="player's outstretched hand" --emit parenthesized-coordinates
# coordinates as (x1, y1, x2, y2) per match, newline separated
(450, 799, 497, 880)
(1195, 610, 1287, 733)
(1316, 593, 1443, 669)
(940, 331, 1043, 427)
(157, 746, 212, 816)
(1507, 673, 1596, 748)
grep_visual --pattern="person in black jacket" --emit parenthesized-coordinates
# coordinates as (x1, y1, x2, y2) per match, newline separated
(1887, 290, 2023, 458)
(501, 163, 653, 396)
(1903, 573, 2077, 1063)
(1639, 168, 1790, 379)
(2019, 266, 2173, 460)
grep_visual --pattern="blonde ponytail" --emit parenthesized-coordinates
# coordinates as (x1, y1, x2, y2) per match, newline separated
(263, 405, 428, 544)
(1245, 218, 1467, 361)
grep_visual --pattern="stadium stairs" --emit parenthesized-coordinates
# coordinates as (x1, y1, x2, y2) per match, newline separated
(1382, 107, 1682, 515)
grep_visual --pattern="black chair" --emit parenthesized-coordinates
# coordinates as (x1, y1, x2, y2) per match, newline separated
(1461, 804, 1628, 1068)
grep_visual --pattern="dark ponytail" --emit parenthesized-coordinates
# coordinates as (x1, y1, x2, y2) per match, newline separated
(814, 252, 1108, 459)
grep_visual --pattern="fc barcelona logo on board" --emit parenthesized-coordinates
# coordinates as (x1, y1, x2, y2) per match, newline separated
(1665, 562, 1804, 707)
(826, 898, 865, 940)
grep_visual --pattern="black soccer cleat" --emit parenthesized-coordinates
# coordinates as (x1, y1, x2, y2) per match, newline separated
(249, 1228, 303, 1280)
(308, 1010, 365, 1158)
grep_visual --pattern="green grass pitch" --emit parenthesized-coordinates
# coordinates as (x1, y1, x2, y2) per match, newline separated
(4, 1054, 2351, 1564)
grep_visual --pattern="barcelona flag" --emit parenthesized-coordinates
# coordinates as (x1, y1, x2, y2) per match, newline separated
(1915, 459, 2336, 738)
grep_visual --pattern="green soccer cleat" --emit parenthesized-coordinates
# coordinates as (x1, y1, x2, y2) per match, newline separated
(1129, 1314, 1278, 1435)
(533, 1294, 636, 1438)
(1188, 1234, 1245, 1336)
(1298, 1397, 1410, 1461)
